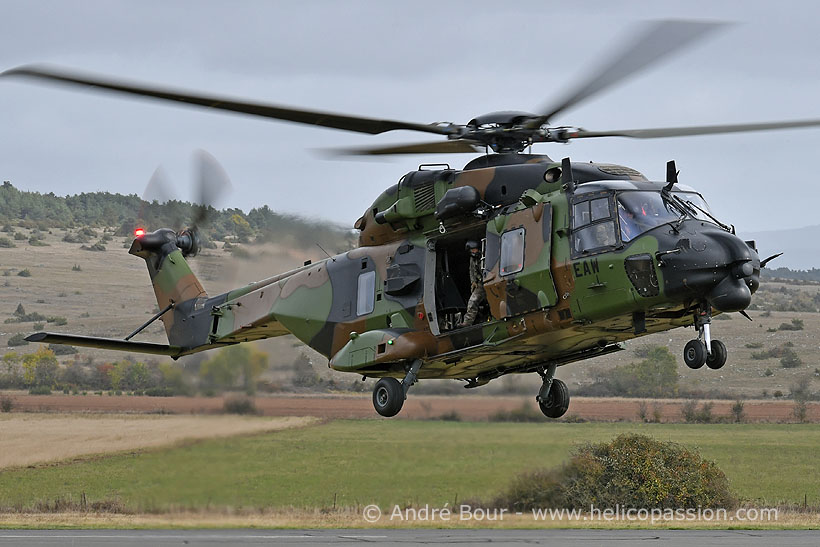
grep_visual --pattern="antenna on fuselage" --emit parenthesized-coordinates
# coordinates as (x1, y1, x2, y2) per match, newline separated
(316, 242, 336, 262)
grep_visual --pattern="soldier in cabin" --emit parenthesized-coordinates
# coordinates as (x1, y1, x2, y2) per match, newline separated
(460, 240, 486, 327)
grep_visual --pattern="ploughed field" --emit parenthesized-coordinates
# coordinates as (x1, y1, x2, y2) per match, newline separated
(3, 392, 820, 423)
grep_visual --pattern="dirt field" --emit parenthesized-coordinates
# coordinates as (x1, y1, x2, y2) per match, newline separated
(0, 413, 315, 469)
(2, 392, 817, 423)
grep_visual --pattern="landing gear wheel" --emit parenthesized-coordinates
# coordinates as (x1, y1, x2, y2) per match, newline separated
(538, 378, 570, 419)
(683, 340, 707, 369)
(372, 377, 404, 417)
(706, 339, 728, 370)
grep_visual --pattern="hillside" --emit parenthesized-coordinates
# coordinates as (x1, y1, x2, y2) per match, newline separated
(0, 181, 355, 252)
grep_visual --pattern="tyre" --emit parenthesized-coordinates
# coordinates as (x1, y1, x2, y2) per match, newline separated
(683, 339, 707, 369)
(372, 377, 404, 417)
(538, 378, 570, 418)
(706, 339, 728, 370)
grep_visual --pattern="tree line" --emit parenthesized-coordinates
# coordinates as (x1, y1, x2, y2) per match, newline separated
(0, 181, 354, 251)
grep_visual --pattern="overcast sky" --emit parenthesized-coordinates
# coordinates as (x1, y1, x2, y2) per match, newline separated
(2, 0, 820, 249)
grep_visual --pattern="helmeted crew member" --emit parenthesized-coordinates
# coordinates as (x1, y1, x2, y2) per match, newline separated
(460, 240, 486, 327)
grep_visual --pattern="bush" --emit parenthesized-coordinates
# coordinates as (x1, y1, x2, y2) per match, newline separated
(47, 344, 77, 355)
(583, 346, 678, 398)
(145, 386, 175, 397)
(491, 434, 737, 511)
(13, 232, 27, 241)
(781, 349, 803, 369)
(745, 342, 764, 349)
(7, 333, 28, 346)
(489, 403, 544, 422)
(223, 395, 257, 415)
(681, 400, 716, 423)
(779, 318, 804, 331)
(0, 237, 15, 248)
(28, 385, 52, 395)
(17, 269, 31, 277)
(731, 400, 745, 423)
(72, 264, 82, 272)
(0, 395, 13, 412)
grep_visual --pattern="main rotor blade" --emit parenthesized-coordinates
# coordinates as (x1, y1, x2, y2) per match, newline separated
(2, 64, 454, 136)
(529, 20, 725, 127)
(326, 140, 483, 156)
(570, 119, 820, 140)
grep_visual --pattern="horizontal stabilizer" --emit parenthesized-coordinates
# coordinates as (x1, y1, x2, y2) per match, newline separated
(25, 332, 183, 357)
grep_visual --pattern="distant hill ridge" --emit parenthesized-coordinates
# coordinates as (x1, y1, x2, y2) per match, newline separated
(0, 181, 354, 250)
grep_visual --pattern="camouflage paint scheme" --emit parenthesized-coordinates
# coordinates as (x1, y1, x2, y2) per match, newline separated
(30, 154, 760, 389)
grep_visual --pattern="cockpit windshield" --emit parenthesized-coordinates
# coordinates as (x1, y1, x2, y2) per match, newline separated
(617, 190, 713, 242)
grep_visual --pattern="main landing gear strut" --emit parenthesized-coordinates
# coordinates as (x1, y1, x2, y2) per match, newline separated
(536, 364, 570, 419)
(683, 305, 728, 370)
(372, 359, 422, 417)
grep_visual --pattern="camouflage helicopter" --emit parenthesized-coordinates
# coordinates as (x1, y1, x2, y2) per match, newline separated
(6, 20, 818, 418)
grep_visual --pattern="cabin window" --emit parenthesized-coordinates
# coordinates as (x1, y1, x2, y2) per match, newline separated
(573, 222, 617, 253)
(357, 270, 376, 315)
(571, 194, 616, 256)
(572, 197, 610, 229)
(500, 228, 525, 276)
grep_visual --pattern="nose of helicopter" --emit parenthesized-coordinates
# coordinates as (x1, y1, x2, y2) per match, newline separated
(660, 225, 760, 313)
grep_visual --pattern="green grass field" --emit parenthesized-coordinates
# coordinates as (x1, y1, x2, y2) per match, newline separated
(0, 420, 818, 512)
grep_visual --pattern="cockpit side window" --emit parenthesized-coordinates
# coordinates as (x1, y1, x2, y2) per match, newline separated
(571, 194, 617, 257)
(617, 191, 681, 242)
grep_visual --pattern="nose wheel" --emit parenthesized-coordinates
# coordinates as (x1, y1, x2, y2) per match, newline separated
(684, 307, 728, 370)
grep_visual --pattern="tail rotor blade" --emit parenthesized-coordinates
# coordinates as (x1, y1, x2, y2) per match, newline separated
(192, 149, 232, 228)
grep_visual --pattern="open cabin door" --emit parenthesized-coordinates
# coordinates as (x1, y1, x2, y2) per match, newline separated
(483, 203, 558, 319)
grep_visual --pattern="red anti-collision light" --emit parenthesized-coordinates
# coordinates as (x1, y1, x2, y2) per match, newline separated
(134, 228, 146, 237)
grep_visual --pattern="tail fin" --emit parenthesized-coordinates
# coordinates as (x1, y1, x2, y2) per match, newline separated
(129, 228, 207, 343)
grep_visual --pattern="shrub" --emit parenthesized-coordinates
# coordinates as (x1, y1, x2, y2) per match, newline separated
(581, 345, 678, 398)
(17, 269, 31, 277)
(47, 344, 77, 355)
(793, 401, 808, 423)
(745, 342, 764, 349)
(7, 333, 28, 346)
(223, 395, 257, 415)
(145, 386, 175, 397)
(491, 434, 737, 511)
(778, 318, 804, 331)
(781, 349, 803, 369)
(489, 403, 544, 422)
(13, 232, 27, 241)
(681, 400, 715, 423)
(72, 264, 82, 272)
(433, 410, 462, 422)
(80, 241, 106, 252)
(28, 385, 52, 395)
(0, 237, 14, 248)
(731, 400, 745, 423)
(0, 395, 13, 412)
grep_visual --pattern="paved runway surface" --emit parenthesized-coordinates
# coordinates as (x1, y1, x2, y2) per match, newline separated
(0, 529, 814, 546)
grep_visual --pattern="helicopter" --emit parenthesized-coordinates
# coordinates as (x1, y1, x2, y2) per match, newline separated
(4, 20, 817, 418)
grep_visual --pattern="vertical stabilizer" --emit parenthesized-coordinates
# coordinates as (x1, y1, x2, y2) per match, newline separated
(129, 228, 207, 342)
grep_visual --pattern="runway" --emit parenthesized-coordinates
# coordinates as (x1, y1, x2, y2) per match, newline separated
(0, 529, 813, 546)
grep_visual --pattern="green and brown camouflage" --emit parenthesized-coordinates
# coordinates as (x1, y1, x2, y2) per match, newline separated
(28, 154, 760, 409)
